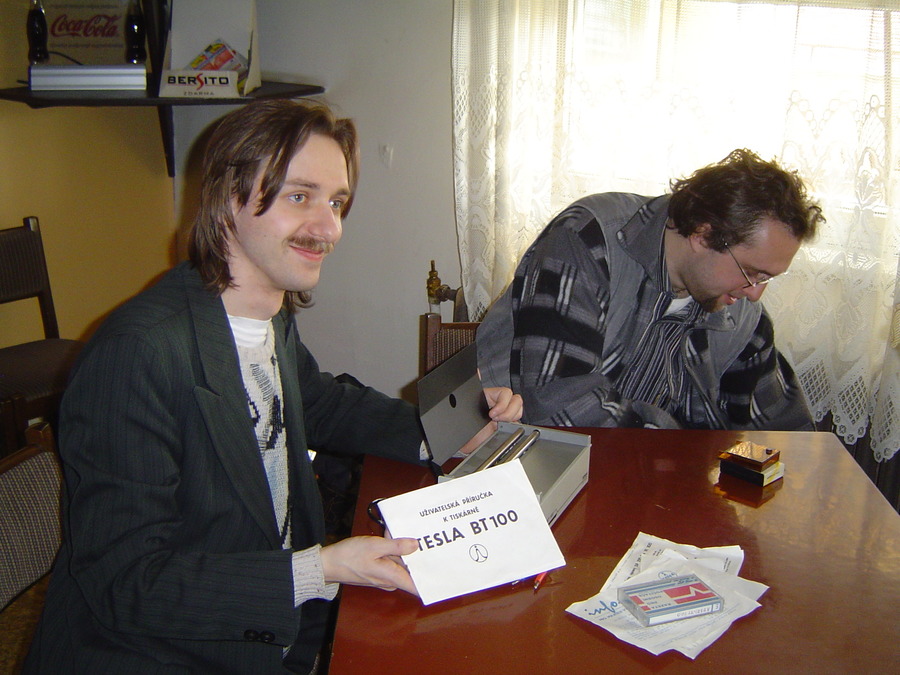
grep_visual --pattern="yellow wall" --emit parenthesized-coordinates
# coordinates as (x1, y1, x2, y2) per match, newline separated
(0, 3, 176, 347)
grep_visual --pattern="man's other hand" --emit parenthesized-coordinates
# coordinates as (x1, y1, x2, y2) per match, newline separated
(483, 386, 523, 422)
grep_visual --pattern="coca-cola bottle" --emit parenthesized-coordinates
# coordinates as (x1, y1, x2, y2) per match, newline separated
(26, 0, 49, 65)
(125, 0, 147, 64)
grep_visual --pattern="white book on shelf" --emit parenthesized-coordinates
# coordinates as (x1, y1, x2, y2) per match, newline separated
(29, 65, 147, 91)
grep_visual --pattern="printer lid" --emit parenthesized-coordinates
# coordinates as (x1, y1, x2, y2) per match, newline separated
(417, 343, 490, 467)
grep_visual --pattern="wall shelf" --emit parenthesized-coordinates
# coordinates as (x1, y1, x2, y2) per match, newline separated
(0, 81, 326, 177)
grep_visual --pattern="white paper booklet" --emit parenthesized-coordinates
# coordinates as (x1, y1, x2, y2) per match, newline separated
(377, 459, 565, 605)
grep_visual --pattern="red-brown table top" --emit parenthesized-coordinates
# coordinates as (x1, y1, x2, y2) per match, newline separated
(329, 428, 900, 674)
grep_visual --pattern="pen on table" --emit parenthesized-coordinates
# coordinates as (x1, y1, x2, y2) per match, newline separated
(533, 571, 549, 592)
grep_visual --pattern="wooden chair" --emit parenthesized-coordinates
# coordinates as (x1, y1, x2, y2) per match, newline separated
(0, 439, 62, 672)
(0, 216, 83, 458)
(438, 286, 470, 323)
(422, 312, 480, 375)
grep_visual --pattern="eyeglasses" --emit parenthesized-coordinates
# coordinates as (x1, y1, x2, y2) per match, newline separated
(722, 242, 776, 288)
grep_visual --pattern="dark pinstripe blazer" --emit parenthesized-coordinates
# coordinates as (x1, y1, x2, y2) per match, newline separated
(24, 263, 422, 674)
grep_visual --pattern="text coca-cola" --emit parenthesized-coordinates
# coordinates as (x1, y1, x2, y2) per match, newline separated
(50, 14, 120, 39)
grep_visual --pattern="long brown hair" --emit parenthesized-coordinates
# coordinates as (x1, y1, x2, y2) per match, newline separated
(188, 99, 359, 310)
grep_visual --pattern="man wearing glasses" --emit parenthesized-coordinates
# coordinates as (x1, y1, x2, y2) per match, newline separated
(477, 149, 825, 430)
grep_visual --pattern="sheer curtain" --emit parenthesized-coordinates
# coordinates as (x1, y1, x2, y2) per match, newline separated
(452, 0, 899, 460)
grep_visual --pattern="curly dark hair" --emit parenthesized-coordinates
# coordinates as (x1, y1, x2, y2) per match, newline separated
(188, 99, 359, 310)
(667, 148, 824, 251)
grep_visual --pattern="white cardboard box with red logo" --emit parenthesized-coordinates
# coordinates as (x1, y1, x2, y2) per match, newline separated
(158, 0, 261, 98)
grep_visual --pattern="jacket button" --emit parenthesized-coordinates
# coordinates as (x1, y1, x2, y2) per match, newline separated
(260, 631, 275, 643)
(244, 629, 259, 641)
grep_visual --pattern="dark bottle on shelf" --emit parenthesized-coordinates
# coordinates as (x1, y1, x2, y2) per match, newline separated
(27, 0, 49, 65)
(125, 0, 147, 64)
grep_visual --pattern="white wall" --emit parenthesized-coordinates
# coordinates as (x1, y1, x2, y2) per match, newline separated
(174, 0, 461, 400)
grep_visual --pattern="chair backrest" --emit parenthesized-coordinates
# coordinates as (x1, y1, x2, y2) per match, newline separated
(444, 286, 470, 323)
(422, 312, 480, 375)
(0, 216, 60, 339)
(0, 444, 62, 610)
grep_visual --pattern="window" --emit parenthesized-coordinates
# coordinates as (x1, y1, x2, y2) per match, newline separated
(453, 0, 899, 459)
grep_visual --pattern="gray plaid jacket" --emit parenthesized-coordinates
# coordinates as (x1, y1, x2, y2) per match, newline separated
(477, 193, 813, 430)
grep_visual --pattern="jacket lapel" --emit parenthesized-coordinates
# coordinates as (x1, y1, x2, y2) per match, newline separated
(272, 313, 326, 548)
(183, 268, 282, 548)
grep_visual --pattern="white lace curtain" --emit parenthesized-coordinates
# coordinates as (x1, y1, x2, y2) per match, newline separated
(452, 0, 899, 460)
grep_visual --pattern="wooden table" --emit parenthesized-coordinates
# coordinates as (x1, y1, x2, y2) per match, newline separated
(327, 429, 900, 674)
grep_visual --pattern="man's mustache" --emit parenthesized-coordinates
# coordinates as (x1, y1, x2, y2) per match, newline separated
(288, 237, 334, 255)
